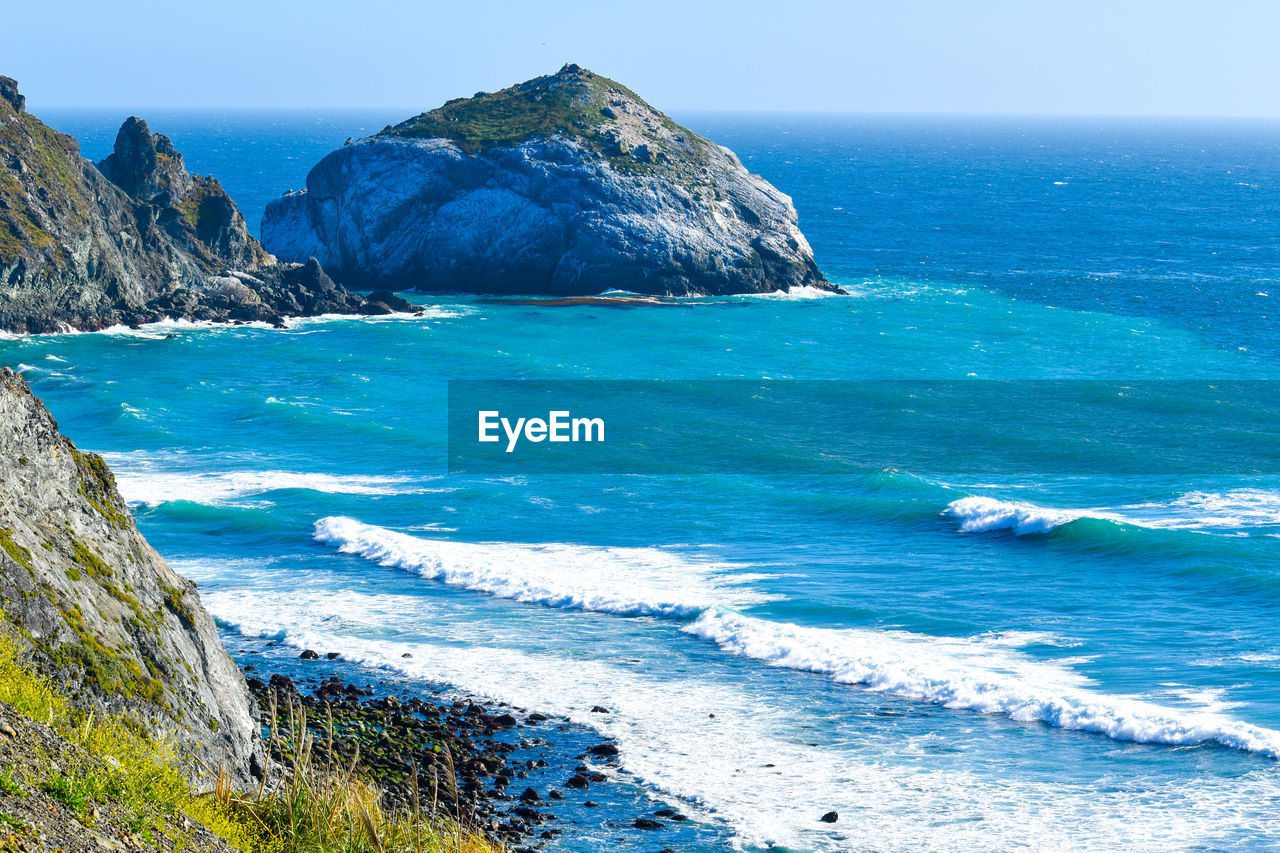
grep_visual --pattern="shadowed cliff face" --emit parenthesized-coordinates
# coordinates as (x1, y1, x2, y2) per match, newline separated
(0, 77, 369, 333)
(262, 64, 838, 297)
(96, 115, 270, 273)
(0, 368, 261, 787)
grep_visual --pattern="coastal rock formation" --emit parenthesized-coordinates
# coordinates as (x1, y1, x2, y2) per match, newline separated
(0, 368, 259, 785)
(262, 64, 837, 296)
(0, 77, 369, 333)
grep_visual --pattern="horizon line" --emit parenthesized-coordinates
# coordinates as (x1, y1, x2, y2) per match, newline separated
(28, 105, 1280, 122)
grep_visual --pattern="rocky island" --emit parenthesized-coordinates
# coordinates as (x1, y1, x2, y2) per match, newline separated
(262, 64, 838, 296)
(0, 77, 397, 334)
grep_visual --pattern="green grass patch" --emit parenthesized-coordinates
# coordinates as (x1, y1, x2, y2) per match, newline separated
(381, 64, 657, 161)
(0, 629, 502, 853)
(0, 767, 26, 797)
(42, 771, 103, 818)
(0, 531, 32, 573)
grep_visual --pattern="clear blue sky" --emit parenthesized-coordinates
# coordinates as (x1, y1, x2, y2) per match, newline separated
(6, 0, 1280, 116)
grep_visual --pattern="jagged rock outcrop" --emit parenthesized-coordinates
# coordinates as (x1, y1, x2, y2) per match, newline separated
(262, 64, 838, 296)
(0, 368, 260, 786)
(0, 77, 371, 333)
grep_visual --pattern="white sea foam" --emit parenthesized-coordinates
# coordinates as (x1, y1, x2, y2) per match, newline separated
(947, 490, 1280, 536)
(314, 518, 1280, 762)
(204, 584, 1280, 852)
(741, 284, 850, 300)
(6, 309, 465, 341)
(101, 460, 436, 507)
(946, 495, 1093, 534)
(685, 608, 1280, 759)
(281, 307, 466, 326)
(1127, 489, 1280, 529)
(312, 516, 776, 616)
(95, 318, 270, 339)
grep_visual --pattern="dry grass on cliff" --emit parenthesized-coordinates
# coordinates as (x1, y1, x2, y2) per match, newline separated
(0, 632, 501, 853)
(218, 695, 498, 853)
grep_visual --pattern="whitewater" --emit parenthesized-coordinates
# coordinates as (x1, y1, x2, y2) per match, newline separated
(313, 516, 1280, 761)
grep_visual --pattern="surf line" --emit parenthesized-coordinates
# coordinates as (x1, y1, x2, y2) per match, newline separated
(478, 410, 605, 453)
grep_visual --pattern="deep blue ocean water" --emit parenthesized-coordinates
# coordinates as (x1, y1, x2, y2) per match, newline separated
(4, 110, 1280, 851)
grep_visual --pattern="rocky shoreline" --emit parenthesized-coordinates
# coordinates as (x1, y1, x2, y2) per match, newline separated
(244, 661, 693, 853)
(0, 355, 707, 853)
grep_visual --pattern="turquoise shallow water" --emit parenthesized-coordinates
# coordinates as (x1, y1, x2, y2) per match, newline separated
(5, 112, 1280, 851)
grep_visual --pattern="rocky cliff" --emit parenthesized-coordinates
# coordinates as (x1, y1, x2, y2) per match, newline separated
(0, 368, 259, 784)
(262, 64, 838, 296)
(0, 77, 371, 333)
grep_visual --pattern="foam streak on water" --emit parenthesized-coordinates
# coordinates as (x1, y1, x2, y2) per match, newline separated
(312, 515, 776, 616)
(104, 463, 433, 507)
(685, 609, 1280, 759)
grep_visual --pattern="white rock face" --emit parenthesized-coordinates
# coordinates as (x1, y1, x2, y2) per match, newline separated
(262, 66, 837, 296)
(0, 369, 261, 787)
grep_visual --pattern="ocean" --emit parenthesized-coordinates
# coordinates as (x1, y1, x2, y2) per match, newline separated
(4, 109, 1279, 851)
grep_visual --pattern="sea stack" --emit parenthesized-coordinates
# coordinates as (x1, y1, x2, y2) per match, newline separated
(262, 64, 838, 297)
(0, 77, 371, 333)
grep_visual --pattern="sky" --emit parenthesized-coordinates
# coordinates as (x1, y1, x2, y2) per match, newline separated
(5, 0, 1280, 116)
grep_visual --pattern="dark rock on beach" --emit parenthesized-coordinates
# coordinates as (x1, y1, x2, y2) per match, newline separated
(262, 64, 838, 297)
(242, 671, 645, 848)
(359, 288, 418, 315)
(0, 77, 375, 333)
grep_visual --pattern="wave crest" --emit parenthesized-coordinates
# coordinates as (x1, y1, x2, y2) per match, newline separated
(686, 609, 1280, 759)
(103, 460, 432, 507)
(312, 516, 776, 617)
(947, 496, 1084, 534)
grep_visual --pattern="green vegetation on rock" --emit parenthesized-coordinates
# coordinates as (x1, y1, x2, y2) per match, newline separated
(0, 630, 501, 853)
(72, 448, 132, 529)
(160, 581, 196, 628)
(71, 539, 113, 579)
(380, 63, 690, 164)
(0, 532, 31, 573)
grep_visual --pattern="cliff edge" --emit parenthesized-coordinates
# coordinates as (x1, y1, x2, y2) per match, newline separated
(0, 367, 259, 784)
